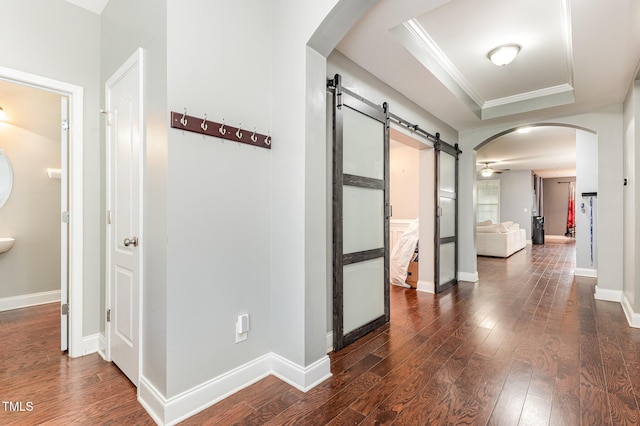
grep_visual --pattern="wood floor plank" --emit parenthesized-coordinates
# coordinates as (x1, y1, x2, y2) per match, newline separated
(519, 393, 552, 426)
(488, 359, 533, 425)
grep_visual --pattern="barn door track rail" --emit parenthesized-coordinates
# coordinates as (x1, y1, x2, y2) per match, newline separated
(170, 108, 271, 149)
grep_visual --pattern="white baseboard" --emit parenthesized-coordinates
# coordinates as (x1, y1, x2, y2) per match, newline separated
(82, 333, 101, 356)
(575, 268, 598, 278)
(621, 293, 640, 328)
(326, 331, 334, 353)
(0, 290, 60, 312)
(416, 279, 434, 293)
(271, 353, 332, 392)
(594, 286, 622, 303)
(139, 352, 332, 426)
(458, 272, 479, 283)
(138, 377, 167, 425)
(96, 333, 107, 360)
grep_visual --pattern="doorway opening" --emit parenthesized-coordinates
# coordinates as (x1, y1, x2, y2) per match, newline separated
(474, 124, 597, 277)
(0, 66, 84, 357)
(388, 130, 434, 292)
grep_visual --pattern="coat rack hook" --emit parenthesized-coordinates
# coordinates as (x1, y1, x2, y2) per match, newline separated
(265, 132, 271, 146)
(180, 108, 188, 126)
(219, 119, 227, 135)
(236, 123, 243, 139)
(201, 113, 208, 131)
(251, 127, 257, 143)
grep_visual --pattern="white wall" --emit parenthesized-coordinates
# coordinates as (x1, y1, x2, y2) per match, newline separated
(459, 106, 623, 291)
(0, 107, 61, 298)
(101, 0, 169, 396)
(165, 0, 273, 397)
(390, 143, 420, 220)
(575, 129, 598, 274)
(0, 0, 101, 335)
(477, 170, 533, 239)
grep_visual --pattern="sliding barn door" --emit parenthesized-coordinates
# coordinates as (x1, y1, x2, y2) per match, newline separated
(331, 75, 390, 352)
(434, 140, 460, 293)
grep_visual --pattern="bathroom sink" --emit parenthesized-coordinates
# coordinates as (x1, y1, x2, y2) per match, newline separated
(0, 237, 15, 254)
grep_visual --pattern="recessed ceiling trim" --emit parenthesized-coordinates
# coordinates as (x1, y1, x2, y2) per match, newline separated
(403, 19, 485, 106)
(483, 84, 574, 109)
(481, 88, 575, 120)
(561, 0, 575, 87)
(390, 21, 483, 119)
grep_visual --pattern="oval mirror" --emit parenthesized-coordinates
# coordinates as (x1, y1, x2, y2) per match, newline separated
(0, 149, 13, 208)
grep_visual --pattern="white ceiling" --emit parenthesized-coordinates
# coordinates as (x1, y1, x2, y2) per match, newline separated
(391, 0, 574, 120)
(476, 126, 577, 178)
(338, 0, 640, 177)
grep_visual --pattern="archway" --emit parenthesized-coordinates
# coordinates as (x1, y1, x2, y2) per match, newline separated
(472, 123, 598, 279)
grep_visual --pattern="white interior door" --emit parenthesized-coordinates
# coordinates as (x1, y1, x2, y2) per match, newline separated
(106, 48, 144, 386)
(60, 97, 69, 351)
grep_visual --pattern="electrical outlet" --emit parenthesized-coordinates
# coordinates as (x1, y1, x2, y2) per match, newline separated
(235, 314, 249, 343)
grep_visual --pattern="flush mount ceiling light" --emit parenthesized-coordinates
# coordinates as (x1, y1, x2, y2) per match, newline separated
(517, 126, 532, 134)
(488, 44, 521, 66)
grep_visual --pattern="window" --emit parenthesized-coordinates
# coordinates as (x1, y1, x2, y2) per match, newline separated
(476, 180, 500, 224)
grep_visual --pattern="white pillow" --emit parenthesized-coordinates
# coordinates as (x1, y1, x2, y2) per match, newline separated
(477, 224, 506, 233)
(476, 220, 493, 226)
(501, 221, 520, 232)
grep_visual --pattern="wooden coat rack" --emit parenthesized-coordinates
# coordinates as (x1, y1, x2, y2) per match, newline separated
(170, 110, 271, 149)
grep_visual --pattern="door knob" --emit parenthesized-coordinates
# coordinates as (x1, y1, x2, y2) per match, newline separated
(123, 237, 138, 247)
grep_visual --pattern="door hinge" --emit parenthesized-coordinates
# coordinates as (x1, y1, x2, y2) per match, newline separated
(386, 204, 393, 218)
(61, 303, 69, 315)
(61, 119, 69, 131)
(62, 211, 70, 223)
(106, 309, 111, 322)
(107, 210, 112, 225)
(100, 109, 111, 126)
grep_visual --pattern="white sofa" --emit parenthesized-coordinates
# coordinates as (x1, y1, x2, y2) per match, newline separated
(476, 221, 526, 258)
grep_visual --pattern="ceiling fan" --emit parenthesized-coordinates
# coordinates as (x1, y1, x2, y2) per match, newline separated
(478, 162, 510, 177)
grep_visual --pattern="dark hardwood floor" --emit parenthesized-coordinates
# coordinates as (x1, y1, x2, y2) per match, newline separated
(0, 303, 155, 425)
(3, 241, 640, 425)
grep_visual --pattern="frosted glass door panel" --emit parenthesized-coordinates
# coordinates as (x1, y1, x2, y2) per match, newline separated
(440, 153, 456, 193)
(440, 197, 455, 238)
(343, 107, 384, 180)
(343, 186, 384, 254)
(439, 242, 456, 284)
(343, 258, 385, 334)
